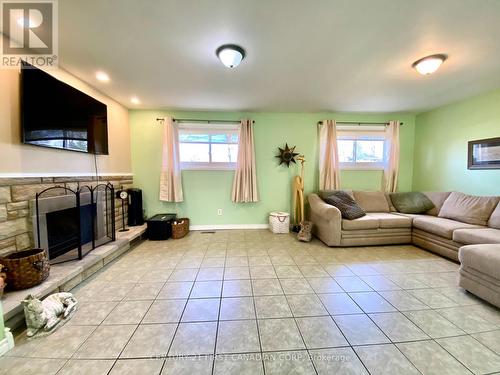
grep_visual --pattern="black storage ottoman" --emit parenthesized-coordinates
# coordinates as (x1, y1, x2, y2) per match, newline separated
(146, 214, 177, 240)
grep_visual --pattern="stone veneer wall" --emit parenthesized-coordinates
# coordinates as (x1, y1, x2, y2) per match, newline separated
(0, 175, 133, 257)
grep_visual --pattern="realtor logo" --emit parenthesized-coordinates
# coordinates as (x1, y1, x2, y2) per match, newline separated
(1, 0, 58, 68)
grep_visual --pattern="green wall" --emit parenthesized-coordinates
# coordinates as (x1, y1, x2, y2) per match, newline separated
(413, 89, 500, 195)
(130, 111, 415, 225)
(0, 302, 5, 341)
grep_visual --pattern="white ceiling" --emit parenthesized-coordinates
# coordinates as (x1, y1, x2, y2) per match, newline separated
(59, 0, 500, 112)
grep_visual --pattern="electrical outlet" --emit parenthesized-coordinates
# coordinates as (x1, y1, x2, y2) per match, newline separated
(217, 208, 223, 216)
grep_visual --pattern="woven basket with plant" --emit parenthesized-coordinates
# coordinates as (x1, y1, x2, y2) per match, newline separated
(172, 218, 190, 239)
(0, 249, 50, 291)
(0, 264, 6, 298)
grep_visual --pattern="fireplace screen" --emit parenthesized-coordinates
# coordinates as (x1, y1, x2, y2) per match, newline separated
(34, 184, 115, 264)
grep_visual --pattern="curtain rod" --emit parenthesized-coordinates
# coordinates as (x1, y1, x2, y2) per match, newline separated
(156, 118, 254, 124)
(317, 121, 404, 126)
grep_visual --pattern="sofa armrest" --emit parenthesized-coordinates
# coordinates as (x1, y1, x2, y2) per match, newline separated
(308, 194, 342, 246)
(309, 194, 341, 222)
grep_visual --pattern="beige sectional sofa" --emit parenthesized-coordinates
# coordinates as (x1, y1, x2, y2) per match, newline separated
(459, 244, 500, 308)
(309, 191, 500, 261)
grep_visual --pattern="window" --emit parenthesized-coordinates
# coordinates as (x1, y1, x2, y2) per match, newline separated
(337, 126, 388, 169)
(178, 123, 239, 170)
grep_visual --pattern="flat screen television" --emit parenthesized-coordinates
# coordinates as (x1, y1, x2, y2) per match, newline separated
(20, 62, 109, 154)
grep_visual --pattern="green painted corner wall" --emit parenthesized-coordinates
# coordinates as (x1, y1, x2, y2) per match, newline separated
(413, 89, 500, 195)
(0, 302, 5, 341)
(130, 111, 415, 225)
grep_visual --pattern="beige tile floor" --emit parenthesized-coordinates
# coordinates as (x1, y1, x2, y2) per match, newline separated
(2, 230, 500, 375)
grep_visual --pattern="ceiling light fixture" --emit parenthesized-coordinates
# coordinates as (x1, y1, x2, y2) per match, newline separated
(95, 71, 110, 82)
(412, 54, 447, 75)
(130, 96, 140, 105)
(216, 44, 245, 68)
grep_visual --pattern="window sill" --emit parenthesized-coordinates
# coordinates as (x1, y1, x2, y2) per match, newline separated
(340, 163, 386, 171)
(341, 168, 385, 171)
(181, 162, 236, 171)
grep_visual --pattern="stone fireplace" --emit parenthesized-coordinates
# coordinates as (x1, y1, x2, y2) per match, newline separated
(0, 175, 132, 259)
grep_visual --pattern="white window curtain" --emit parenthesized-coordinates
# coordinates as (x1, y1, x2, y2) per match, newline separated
(159, 116, 184, 202)
(384, 120, 400, 193)
(319, 119, 341, 190)
(231, 119, 259, 202)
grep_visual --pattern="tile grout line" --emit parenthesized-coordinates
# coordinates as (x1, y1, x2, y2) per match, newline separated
(298, 258, 373, 375)
(62, 258, 151, 373)
(434, 333, 498, 375)
(107, 265, 172, 372)
(274, 259, 320, 375)
(10, 235, 500, 375)
(249, 256, 268, 375)
(327, 267, 433, 374)
(210, 243, 227, 375)
(328, 264, 500, 374)
(157, 247, 200, 375)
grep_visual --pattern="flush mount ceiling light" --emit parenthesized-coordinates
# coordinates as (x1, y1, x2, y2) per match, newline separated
(216, 44, 246, 68)
(95, 71, 110, 82)
(130, 96, 140, 105)
(412, 54, 447, 75)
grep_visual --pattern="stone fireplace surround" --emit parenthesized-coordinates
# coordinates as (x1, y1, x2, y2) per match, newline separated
(0, 175, 133, 258)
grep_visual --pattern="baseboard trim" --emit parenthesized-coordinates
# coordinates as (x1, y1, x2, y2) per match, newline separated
(0, 328, 14, 357)
(190, 224, 269, 231)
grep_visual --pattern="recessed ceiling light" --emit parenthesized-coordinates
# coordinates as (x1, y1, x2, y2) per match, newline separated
(95, 71, 110, 82)
(130, 96, 140, 105)
(412, 54, 447, 75)
(216, 44, 246, 68)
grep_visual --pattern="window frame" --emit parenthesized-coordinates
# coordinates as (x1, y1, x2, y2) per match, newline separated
(178, 123, 239, 171)
(337, 126, 388, 170)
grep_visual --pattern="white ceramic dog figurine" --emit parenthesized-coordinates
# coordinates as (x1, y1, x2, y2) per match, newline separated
(22, 293, 78, 338)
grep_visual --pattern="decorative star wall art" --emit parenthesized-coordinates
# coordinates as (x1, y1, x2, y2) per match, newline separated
(276, 143, 300, 167)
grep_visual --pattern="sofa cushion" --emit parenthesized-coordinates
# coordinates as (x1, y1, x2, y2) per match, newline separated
(488, 203, 500, 230)
(390, 192, 435, 214)
(413, 216, 483, 240)
(341, 213, 412, 230)
(423, 191, 451, 216)
(393, 213, 423, 221)
(453, 228, 500, 245)
(323, 191, 366, 220)
(342, 215, 379, 230)
(368, 213, 412, 228)
(459, 244, 500, 279)
(438, 192, 500, 226)
(353, 191, 390, 213)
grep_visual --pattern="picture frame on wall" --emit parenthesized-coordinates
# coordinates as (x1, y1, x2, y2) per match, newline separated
(468, 137, 500, 170)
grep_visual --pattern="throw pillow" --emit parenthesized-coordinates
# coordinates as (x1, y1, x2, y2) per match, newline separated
(324, 191, 366, 220)
(390, 192, 435, 214)
(318, 189, 354, 201)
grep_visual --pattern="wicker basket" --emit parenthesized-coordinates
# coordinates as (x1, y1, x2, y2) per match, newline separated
(0, 265, 6, 298)
(269, 212, 290, 233)
(1, 249, 50, 291)
(172, 218, 190, 239)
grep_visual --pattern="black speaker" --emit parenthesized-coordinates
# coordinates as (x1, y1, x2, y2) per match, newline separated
(127, 188, 144, 226)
